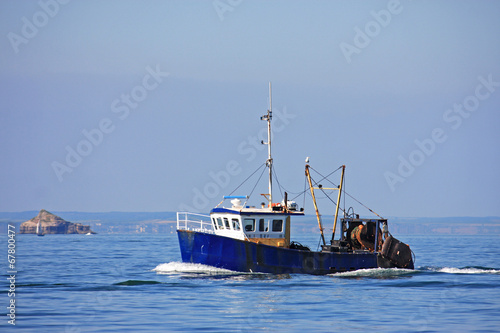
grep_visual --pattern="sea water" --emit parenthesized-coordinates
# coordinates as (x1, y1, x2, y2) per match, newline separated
(2, 232, 499, 332)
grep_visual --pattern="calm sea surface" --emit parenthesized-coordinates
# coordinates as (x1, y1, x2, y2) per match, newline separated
(2, 231, 499, 332)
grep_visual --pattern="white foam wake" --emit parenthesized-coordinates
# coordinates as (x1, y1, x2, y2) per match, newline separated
(152, 262, 237, 275)
(435, 267, 500, 275)
(330, 267, 413, 277)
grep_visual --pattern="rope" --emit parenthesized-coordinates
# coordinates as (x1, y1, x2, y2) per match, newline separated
(228, 162, 267, 196)
(308, 173, 347, 215)
(302, 176, 307, 209)
(309, 165, 341, 188)
(228, 161, 384, 220)
(271, 164, 310, 203)
(272, 167, 284, 199)
(316, 235, 322, 251)
(308, 165, 384, 219)
(247, 165, 268, 200)
(272, 166, 307, 197)
(309, 165, 343, 187)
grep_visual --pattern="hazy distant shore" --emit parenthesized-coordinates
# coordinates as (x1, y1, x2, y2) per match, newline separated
(1, 211, 498, 235)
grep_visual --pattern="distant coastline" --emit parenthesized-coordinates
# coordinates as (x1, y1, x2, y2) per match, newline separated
(19, 209, 95, 235)
(0, 211, 498, 235)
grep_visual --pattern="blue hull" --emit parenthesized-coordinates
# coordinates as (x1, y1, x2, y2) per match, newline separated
(177, 230, 395, 275)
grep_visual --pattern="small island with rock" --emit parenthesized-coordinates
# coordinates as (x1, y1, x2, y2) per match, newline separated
(20, 209, 96, 235)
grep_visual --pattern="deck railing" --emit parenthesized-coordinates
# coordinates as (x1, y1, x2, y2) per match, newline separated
(176, 212, 214, 234)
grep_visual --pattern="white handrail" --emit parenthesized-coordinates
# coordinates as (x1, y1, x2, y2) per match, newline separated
(176, 212, 214, 233)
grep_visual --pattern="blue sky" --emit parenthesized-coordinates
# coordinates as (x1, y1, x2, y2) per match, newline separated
(1, 0, 499, 217)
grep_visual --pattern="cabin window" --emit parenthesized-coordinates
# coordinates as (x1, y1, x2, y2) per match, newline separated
(224, 218, 230, 229)
(272, 219, 283, 232)
(232, 218, 241, 231)
(217, 217, 224, 229)
(243, 219, 255, 232)
(212, 218, 218, 230)
(259, 219, 268, 232)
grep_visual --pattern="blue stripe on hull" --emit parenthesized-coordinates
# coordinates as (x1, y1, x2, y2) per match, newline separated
(177, 230, 380, 275)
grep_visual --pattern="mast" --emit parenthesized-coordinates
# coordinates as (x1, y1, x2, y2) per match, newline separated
(305, 164, 326, 246)
(331, 165, 345, 242)
(261, 82, 273, 206)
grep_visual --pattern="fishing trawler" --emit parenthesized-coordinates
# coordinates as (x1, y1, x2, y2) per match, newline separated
(176, 85, 414, 274)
